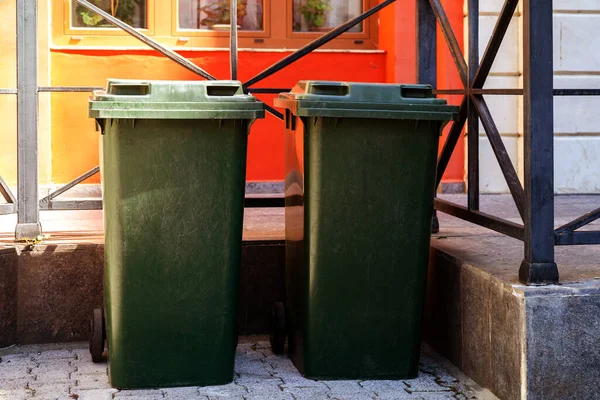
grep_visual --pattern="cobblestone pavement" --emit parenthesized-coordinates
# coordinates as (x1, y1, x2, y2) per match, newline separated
(0, 340, 497, 400)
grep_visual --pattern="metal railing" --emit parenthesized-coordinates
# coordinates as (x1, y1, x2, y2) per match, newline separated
(418, 0, 600, 284)
(1, 0, 598, 284)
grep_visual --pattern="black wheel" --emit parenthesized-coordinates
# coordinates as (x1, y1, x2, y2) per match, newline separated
(90, 308, 105, 363)
(431, 213, 440, 234)
(269, 302, 286, 355)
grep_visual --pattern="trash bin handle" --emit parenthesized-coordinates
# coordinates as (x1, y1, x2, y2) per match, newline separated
(108, 83, 151, 96)
(400, 85, 434, 99)
(307, 83, 350, 96)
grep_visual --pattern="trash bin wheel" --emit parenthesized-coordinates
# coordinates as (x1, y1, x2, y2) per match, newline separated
(431, 212, 440, 234)
(89, 308, 105, 363)
(269, 302, 286, 355)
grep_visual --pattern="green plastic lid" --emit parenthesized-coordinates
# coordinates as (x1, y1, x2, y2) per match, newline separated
(89, 79, 264, 119)
(274, 81, 458, 121)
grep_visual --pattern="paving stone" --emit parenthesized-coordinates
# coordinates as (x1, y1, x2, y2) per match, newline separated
(32, 350, 77, 361)
(403, 373, 452, 393)
(0, 377, 32, 390)
(72, 362, 108, 376)
(69, 388, 119, 400)
(359, 380, 413, 397)
(161, 386, 199, 399)
(246, 387, 293, 400)
(0, 389, 32, 400)
(197, 382, 247, 399)
(32, 362, 77, 383)
(74, 374, 112, 390)
(320, 380, 374, 399)
(0, 342, 493, 400)
(27, 382, 72, 400)
(281, 385, 332, 400)
(0, 365, 34, 380)
(113, 389, 165, 398)
(409, 394, 456, 400)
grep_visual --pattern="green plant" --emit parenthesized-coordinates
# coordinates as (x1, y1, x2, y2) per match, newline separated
(200, 0, 248, 28)
(299, 0, 331, 29)
(77, 0, 144, 27)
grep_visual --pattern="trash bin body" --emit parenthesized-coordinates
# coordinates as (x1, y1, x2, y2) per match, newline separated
(90, 80, 263, 389)
(274, 81, 457, 380)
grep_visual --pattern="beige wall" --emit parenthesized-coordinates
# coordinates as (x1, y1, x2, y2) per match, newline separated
(466, 0, 600, 194)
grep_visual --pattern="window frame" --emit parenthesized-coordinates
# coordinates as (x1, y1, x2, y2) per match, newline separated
(52, 0, 378, 50)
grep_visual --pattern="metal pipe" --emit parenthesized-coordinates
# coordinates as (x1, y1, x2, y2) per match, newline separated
(555, 231, 600, 246)
(471, 94, 526, 219)
(519, 0, 558, 284)
(40, 166, 100, 204)
(75, 0, 217, 81)
(246, 88, 292, 94)
(467, 0, 479, 211)
(38, 86, 104, 92)
(230, 0, 238, 80)
(472, 0, 519, 89)
(435, 198, 525, 241)
(428, 0, 468, 86)
(555, 206, 600, 234)
(0, 175, 17, 204)
(15, 0, 42, 240)
(243, 0, 396, 89)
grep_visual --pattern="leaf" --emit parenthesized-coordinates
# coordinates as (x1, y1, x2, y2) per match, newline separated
(81, 11, 104, 27)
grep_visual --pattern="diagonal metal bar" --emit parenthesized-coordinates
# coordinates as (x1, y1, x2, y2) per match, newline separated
(427, 0, 468, 86)
(246, 88, 292, 94)
(471, 94, 526, 219)
(556, 207, 600, 233)
(243, 0, 396, 89)
(230, 0, 238, 80)
(436, 96, 468, 187)
(264, 103, 283, 120)
(0, 175, 17, 204)
(555, 231, 600, 246)
(40, 166, 100, 204)
(75, 0, 216, 80)
(472, 0, 519, 88)
(435, 198, 524, 241)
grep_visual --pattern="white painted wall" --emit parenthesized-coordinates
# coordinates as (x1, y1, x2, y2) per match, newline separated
(465, 0, 600, 194)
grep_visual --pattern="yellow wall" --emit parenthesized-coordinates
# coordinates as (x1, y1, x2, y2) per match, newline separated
(0, 0, 51, 187)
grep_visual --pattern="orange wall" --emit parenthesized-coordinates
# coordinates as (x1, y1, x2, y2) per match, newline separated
(49, 0, 465, 185)
(50, 50, 386, 184)
(436, 0, 465, 186)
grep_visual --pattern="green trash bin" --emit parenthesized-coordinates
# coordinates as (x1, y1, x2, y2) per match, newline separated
(88, 79, 264, 389)
(272, 81, 458, 380)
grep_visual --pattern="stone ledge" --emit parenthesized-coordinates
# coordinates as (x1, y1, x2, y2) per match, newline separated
(424, 241, 600, 400)
(0, 241, 285, 346)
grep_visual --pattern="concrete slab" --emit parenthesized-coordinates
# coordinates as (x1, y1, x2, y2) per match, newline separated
(426, 194, 600, 400)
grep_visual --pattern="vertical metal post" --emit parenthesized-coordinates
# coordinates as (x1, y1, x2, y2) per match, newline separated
(15, 0, 42, 240)
(467, 0, 479, 211)
(417, 0, 436, 86)
(520, 0, 558, 284)
(417, 0, 439, 232)
(230, 0, 238, 80)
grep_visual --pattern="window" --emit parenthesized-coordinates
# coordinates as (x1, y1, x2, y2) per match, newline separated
(177, 0, 264, 31)
(292, 0, 362, 33)
(53, 0, 377, 49)
(71, 0, 148, 29)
